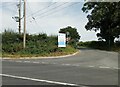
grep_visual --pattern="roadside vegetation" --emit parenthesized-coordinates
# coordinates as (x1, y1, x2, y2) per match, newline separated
(77, 41, 120, 52)
(80, 2, 120, 53)
(1, 30, 78, 58)
(82, 2, 120, 46)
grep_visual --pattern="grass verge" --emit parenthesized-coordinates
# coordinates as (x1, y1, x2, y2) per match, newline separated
(2, 46, 78, 58)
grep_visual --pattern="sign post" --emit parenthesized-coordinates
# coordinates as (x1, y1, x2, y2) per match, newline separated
(58, 33, 66, 47)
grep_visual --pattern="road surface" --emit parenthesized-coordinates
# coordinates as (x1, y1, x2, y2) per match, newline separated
(1, 48, 119, 87)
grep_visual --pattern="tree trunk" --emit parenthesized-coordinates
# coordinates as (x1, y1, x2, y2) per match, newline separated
(105, 36, 115, 46)
(110, 36, 114, 46)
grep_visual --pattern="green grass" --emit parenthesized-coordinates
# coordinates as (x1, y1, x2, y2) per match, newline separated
(2, 46, 78, 58)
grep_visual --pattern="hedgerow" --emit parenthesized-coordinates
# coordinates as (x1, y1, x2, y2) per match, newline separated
(2, 30, 77, 57)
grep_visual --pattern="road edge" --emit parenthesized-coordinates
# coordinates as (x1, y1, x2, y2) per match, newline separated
(1, 50, 80, 59)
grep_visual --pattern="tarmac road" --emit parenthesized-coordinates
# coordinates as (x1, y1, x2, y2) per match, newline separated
(1, 48, 119, 87)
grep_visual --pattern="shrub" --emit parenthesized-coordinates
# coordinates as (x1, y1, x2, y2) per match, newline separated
(2, 30, 77, 56)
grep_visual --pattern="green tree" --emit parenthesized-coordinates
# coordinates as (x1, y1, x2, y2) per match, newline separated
(82, 1, 120, 45)
(59, 26, 80, 42)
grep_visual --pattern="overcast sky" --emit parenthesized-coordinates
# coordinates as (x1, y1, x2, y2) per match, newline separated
(0, 0, 98, 41)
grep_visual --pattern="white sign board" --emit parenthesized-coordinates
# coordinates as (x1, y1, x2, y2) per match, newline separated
(58, 33, 66, 47)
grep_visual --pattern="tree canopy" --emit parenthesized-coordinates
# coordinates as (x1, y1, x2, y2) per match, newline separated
(59, 26, 80, 42)
(82, 1, 120, 45)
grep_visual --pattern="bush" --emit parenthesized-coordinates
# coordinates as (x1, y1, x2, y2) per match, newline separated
(78, 41, 120, 52)
(2, 30, 77, 57)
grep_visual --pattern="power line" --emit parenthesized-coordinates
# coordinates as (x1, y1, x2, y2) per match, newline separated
(26, 1, 34, 16)
(26, 2, 68, 20)
(32, 2, 81, 20)
(26, 0, 44, 32)
(0, 3, 17, 7)
(26, 2, 57, 18)
(26, 2, 70, 22)
(33, 2, 68, 18)
(1, 2, 21, 14)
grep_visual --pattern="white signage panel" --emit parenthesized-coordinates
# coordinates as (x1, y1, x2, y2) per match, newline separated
(58, 33, 66, 47)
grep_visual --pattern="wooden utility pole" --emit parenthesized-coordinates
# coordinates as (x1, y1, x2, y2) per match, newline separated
(18, 0, 21, 34)
(23, 0, 26, 48)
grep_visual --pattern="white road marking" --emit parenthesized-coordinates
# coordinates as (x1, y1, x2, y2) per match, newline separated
(61, 64, 71, 66)
(40, 62, 47, 64)
(33, 62, 39, 64)
(88, 66, 95, 68)
(3, 59, 119, 70)
(99, 66, 110, 69)
(43, 62, 49, 64)
(64, 64, 71, 66)
(41, 62, 46, 64)
(61, 64, 66, 65)
(113, 67, 119, 70)
(24, 61, 30, 63)
(73, 64, 80, 66)
(0, 74, 78, 86)
(16, 61, 22, 63)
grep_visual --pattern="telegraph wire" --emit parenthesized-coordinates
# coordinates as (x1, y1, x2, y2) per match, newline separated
(26, 0, 44, 32)
(26, 2, 70, 33)
(33, 2, 68, 18)
(26, 2, 57, 18)
(41, 2, 81, 18)
(8, 1, 81, 34)
(0, 3, 16, 7)
(1, 3, 17, 13)
(31, 2, 57, 16)
(26, 2, 68, 20)
(32, 2, 81, 20)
